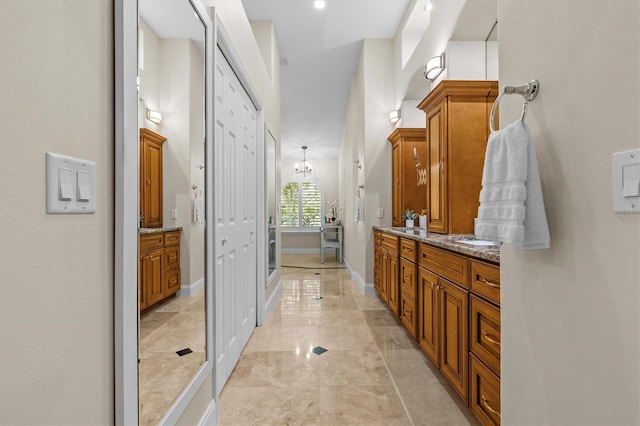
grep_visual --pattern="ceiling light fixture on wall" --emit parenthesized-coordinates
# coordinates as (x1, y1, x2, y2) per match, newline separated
(389, 109, 401, 124)
(423, 52, 445, 82)
(313, 0, 326, 9)
(146, 108, 162, 124)
(295, 145, 313, 176)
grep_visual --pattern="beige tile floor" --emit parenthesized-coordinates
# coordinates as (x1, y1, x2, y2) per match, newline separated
(218, 254, 478, 426)
(139, 290, 206, 426)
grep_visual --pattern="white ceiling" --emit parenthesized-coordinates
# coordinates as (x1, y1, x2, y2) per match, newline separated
(241, 0, 411, 160)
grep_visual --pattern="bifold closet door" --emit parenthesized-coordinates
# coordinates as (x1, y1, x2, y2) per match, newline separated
(214, 46, 258, 396)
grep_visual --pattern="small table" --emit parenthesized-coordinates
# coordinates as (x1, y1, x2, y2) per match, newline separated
(319, 224, 343, 263)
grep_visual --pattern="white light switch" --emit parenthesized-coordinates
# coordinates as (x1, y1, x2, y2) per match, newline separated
(377, 208, 384, 218)
(77, 171, 91, 201)
(612, 149, 640, 213)
(46, 152, 96, 214)
(58, 168, 73, 201)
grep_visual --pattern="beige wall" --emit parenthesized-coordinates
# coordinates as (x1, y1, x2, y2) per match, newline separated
(0, 0, 114, 423)
(499, 1, 639, 423)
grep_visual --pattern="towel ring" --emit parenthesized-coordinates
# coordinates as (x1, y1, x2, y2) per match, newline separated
(490, 79, 540, 132)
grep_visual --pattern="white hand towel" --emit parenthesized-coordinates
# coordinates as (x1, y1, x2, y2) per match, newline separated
(193, 193, 205, 224)
(475, 121, 550, 249)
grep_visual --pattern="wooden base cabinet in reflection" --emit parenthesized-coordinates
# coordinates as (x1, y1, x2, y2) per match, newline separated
(140, 128, 167, 228)
(417, 81, 498, 234)
(139, 229, 181, 312)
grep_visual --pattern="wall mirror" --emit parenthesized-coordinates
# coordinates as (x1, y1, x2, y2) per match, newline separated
(137, 0, 207, 424)
(267, 130, 278, 281)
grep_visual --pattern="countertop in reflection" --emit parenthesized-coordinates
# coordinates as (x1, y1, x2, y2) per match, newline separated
(374, 226, 500, 264)
(139, 226, 182, 235)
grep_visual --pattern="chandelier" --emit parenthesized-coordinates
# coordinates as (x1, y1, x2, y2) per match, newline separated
(295, 145, 312, 176)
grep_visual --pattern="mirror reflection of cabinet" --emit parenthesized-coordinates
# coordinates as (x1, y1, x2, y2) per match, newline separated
(139, 128, 166, 228)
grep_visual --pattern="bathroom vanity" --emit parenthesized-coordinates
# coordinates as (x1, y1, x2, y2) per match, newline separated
(138, 227, 182, 311)
(374, 227, 501, 426)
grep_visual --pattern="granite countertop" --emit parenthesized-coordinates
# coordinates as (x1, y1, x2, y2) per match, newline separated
(139, 226, 182, 235)
(374, 226, 500, 264)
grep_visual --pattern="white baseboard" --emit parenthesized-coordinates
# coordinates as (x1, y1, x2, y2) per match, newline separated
(177, 277, 204, 297)
(281, 248, 320, 254)
(262, 278, 282, 323)
(198, 399, 216, 425)
(343, 258, 375, 294)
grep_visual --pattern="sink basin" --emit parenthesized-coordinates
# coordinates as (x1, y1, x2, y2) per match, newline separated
(457, 240, 499, 247)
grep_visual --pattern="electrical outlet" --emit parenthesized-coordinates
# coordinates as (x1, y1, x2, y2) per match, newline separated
(377, 208, 384, 218)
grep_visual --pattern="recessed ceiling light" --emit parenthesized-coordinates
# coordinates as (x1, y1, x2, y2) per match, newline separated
(424, 1, 433, 11)
(313, 0, 326, 9)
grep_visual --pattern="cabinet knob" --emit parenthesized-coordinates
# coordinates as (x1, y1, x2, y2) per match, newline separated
(222, 237, 228, 245)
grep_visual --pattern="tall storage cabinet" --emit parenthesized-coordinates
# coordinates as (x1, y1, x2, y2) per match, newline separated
(417, 81, 498, 234)
(140, 128, 166, 228)
(388, 128, 427, 227)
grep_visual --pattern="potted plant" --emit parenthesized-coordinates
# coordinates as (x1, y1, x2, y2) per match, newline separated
(402, 208, 417, 228)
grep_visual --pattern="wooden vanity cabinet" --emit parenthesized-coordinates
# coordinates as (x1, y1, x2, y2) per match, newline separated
(139, 229, 181, 312)
(417, 243, 470, 403)
(399, 238, 418, 337)
(374, 229, 501, 423)
(417, 81, 498, 234)
(374, 232, 399, 316)
(469, 259, 501, 426)
(140, 128, 167, 228)
(388, 128, 427, 227)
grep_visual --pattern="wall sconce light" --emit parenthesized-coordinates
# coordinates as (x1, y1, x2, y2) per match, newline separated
(146, 108, 162, 124)
(423, 52, 445, 82)
(389, 109, 401, 124)
(295, 145, 312, 176)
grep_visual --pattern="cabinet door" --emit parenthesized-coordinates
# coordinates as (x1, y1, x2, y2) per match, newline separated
(439, 278, 469, 403)
(379, 249, 389, 303)
(141, 140, 163, 228)
(418, 268, 439, 365)
(426, 101, 447, 233)
(138, 252, 147, 311)
(374, 245, 382, 295)
(391, 142, 402, 227)
(145, 250, 164, 306)
(387, 251, 399, 315)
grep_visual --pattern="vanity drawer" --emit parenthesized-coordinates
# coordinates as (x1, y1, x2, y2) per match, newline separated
(164, 268, 181, 294)
(471, 260, 500, 305)
(400, 257, 417, 299)
(470, 354, 501, 426)
(400, 238, 418, 262)
(164, 230, 181, 247)
(139, 233, 164, 252)
(399, 294, 417, 338)
(164, 246, 180, 271)
(419, 244, 469, 289)
(470, 295, 501, 376)
(381, 233, 399, 252)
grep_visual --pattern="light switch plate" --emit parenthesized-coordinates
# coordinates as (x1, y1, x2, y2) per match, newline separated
(46, 152, 96, 214)
(377, 208, 384, 218)
(612, 148, 640, 213)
